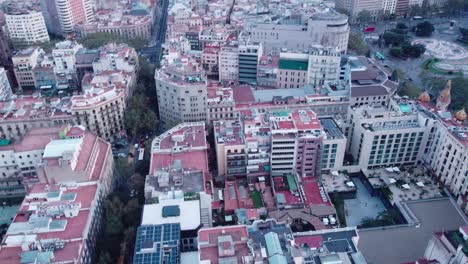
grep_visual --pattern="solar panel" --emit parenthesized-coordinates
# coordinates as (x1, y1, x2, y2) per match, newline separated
(133, 224, 180, 264)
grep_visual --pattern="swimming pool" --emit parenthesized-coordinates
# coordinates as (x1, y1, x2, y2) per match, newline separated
(399, 103, 411, 113)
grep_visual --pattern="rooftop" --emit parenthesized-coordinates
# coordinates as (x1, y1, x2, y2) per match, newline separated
(359, 198, 468, 264)
(141, 198, 201, 231)
(0, 182, 99, 263)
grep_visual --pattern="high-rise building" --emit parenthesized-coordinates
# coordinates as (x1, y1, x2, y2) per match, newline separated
(42, 0, 94, 35)
(5, 10, 50, 46)
(40, 0, 62, 36)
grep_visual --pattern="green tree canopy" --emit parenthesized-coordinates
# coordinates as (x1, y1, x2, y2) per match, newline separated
(356, 10, 372, 23)
(124, 94, 158, 137)
(348, 32, 370, 56)
(414, 21, 434, 37)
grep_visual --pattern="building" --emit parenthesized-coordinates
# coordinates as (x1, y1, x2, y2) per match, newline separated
(147, 122, 211, 196)
(42, 0, 94, 35)
(238, 44, 260, 85)
(75, 9, 152, 40)
(155, 59, 207, 126)
(0, 182, 104, 263)
(198, 225, 252, 263)
(12, 47, 45, 90)
(348, 56, 398, 107)
(140, 197, 203, 252)
(218, 45, 238, 83)
(270, 109, 323, 178)
(348, 99, 436, 170)
(206, 85, 235, 124)
(307, 46, 342, 86)
(335, 0, 386, 19)
(5, 10, 49, 46)
(40, 0, 62, 36)
(246, 9, 349, 55)
(0, 67, 12, 101)
(0, 126, 67, 199)
(424, 227, 468, 264)
(277, 52, 309, 89)
(71, 70, 134, 140)
(0, 96, 75, 141)
(0, 126, 114, 264)
(92, 43, 139, 75)
(320, 117, 347, 171)
(52, 41, 83, 90)
(133, 223, 181, 264)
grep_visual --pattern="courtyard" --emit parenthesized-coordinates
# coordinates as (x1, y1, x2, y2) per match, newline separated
(343, 178, 386, 227)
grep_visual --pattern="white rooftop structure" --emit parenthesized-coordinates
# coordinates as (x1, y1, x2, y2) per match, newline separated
(141, 198, 201, 231)
(43, 138, 82, 158)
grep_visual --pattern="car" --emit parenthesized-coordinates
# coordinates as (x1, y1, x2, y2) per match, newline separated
(117, 153, 127, 158)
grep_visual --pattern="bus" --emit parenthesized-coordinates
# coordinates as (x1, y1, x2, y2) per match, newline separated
(375, 52, 385, 60)
(363, 26, 376, 33)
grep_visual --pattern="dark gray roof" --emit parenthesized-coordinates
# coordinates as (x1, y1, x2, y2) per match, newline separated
(358, 199, 468, 264)
(351, 85, 389, 97)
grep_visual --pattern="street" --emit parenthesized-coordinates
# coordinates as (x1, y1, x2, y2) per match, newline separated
(140, 0, 169, 66)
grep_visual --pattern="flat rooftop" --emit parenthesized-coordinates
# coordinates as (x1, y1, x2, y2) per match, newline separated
(141, 199, 201, 231)
(358, 198, 468, 264)
(319, 118, 345, 140)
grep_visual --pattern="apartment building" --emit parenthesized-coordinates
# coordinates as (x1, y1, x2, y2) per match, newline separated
(76, 9, 152, 39)
(0, 96, 75, 141)
(0, 68, 12, 101)
(270, 109, 324, 178)
(144, 122, 212, 239)
(0, 127, 114, 264)
(92, 43, 139, 75)
(0, 126, 67, 199)
(218, 45, 239, 83)
(71, 71, 134, 140)
(155, 59, 207, 127)
(348, 100, 436, 170)
(52, 41, 83, 90)
(308, 46, 342, 86)
(277, 53, 309, 89)
(214, 119, 248, 177)
(12, 47, 45, 90)
(206, 85, 236, 124)
(5, 10, 49, 46)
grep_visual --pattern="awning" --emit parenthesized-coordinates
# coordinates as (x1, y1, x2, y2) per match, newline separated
(346, 181, 355, 187)
(331, 171, 339, 176)
(402, 184, 411, 189)
(416, 181, 425, 187)
(389, 178, 396, 184)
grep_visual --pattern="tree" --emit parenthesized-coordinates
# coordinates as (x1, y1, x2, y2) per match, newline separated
(396, 22, 408, 30)
(97, 251, 113, 264)
(382, 31, 408, 46)
(402, 43, 425, 58)
(414, 21, 434, 37)
(104, 197, 124, 236)
(399, 81, 421, 98)
(124, 94, 158, 137)
(348, 32, 370, 55)
(356, 10, 372, 24)
(123, 199, 142, 227)
(390, 46, 403, 57)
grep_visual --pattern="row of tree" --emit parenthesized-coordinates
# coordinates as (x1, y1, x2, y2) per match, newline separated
(382, 22, 429, 58)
